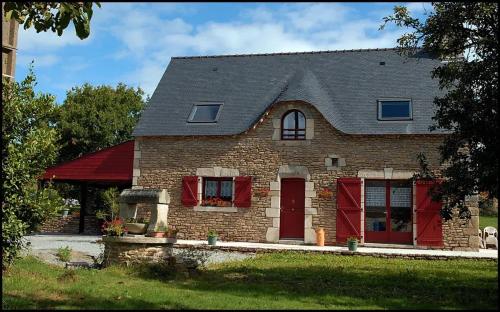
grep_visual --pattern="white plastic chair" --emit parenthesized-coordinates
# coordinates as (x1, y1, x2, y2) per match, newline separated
(478, 229, 485, 248)
(483, 226, 498, 249)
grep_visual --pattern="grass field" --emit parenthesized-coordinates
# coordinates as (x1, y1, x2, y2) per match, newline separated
(480, 215, 498, 230)
(2, 253, 498, 310)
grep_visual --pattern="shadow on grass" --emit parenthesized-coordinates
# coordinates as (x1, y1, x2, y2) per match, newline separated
(3, 292, 190, 310)
(130, 255, 498, 310)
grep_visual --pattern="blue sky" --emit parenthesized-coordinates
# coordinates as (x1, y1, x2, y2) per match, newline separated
(15, 2, 433, 103)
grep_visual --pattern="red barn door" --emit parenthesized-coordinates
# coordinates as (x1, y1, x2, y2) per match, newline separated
(336, 177, 361, 244)
(416, 180, 443, 247)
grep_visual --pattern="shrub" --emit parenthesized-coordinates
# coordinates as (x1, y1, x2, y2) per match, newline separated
(56, 246, 72, 262)
(2, 69, 62, 269)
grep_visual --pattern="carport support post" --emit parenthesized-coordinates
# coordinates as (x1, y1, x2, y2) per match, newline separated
(79, 182, 88, 234)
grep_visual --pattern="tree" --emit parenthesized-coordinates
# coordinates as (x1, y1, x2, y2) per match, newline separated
(381, 3, 498, 219)
(3, 2, 101, 39)
(56, 83, 146, 163)
(2, 68, 64, 269)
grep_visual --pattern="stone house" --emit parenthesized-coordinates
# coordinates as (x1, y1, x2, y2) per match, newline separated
(131, 48, 479, 250)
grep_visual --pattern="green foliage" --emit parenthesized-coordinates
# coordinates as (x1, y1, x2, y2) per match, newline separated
(479, 215, 498, 230)
(154, 225, 168, 232)
(2, 68, 64, 269)
(3, 2, 101, 39)
(381, 3, 499, 220)
(56, 246, 72, 262)
(346, 236, 359, 243)
(207, 230, 217, 237)
(101, 187, 119, 219)
(2, 255, 498, 309)
(55, 83, 146, 163)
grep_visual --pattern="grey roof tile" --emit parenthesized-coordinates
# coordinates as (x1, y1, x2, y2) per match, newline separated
(133, 48, 446, 136)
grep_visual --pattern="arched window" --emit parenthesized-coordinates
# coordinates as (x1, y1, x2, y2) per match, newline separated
(281, 110, 306, 140)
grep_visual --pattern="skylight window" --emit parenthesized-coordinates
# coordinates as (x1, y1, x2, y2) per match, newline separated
(377, 99, 412, 121)
(187, 103, 223, 123)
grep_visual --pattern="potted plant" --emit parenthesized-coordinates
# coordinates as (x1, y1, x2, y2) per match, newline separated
(101, 218, 126, 237)
(149, 225, 167, 238)
(61, 207, 70, 218)
(124, 217, 149, 235)
(166, 227, 179, 243)
(347, 236, 359, 252)
(207, 230, 218, 245)
(318, 187, 333, 199)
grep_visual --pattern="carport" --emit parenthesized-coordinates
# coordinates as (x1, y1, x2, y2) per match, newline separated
(40, 141, 134, 233)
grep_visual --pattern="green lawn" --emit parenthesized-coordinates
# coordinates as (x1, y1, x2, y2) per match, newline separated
(480, 215, 498, 230)
(2, 253, 498, 310)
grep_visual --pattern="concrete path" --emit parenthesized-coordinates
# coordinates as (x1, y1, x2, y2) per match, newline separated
(24, 235, 497, 263)
(176, 239, 498, 259)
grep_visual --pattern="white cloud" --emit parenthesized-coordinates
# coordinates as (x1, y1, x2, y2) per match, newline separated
(405, 2, 433, 15)
(17, 53, 59, 67)
(17, 24, 92, 51)
(21, 3, 408, 99)
(103, 3, 407, 96)
(284, 3, 352, 31)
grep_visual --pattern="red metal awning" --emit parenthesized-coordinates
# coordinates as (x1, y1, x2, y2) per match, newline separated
(42, 140, 134, 183)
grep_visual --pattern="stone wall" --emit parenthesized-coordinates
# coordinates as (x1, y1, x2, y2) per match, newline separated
(101, 236, 175, 267)
(443, 197, 480, 251)
(135, 100, 476, 249)
(38, 214, 101, 235)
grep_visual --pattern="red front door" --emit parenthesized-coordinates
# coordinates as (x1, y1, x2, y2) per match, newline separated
(365, 180, 413, 244)
(280, 178, 305, 239)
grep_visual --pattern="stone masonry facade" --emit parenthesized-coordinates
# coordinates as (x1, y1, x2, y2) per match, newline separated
(38, 214, 101, 235)
(135, 100, 479, 250)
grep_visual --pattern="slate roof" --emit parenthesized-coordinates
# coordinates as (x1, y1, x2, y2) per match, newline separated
(133, 48, 446, 136)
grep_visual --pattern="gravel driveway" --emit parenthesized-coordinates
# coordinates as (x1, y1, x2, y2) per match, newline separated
(22, 234, 253, 267)
(23, 234, 103, 266)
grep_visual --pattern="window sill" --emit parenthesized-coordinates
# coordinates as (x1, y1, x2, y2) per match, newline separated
(194, 206, 238, 213)
(274, 140, 311, 146)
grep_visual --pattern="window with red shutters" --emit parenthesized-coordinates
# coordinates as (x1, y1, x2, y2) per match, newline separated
(181, 176, 198, 206)
(234, 176, 252, 207)
(201, 177, 233, 207)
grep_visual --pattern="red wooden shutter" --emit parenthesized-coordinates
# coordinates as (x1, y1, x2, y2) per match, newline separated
(181, 176, 198, 206)
(416, 179, 443, 247)
(234, 176, 252, 207)
(336, 177, 362, 244)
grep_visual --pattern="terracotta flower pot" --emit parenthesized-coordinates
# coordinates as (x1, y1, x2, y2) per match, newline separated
(149, 232, 166, 238)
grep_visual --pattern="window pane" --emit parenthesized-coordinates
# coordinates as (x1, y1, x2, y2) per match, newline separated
(365, 181, 386, 232)
(205, 180, 217, 197)
(189, 105, 221, 122)
(220, 180, 233, 198)
(380, 101, 411, 119)
(390, 181, 412, 232)
(283, 112, 295, 129)
(298, 112, 305, 128)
